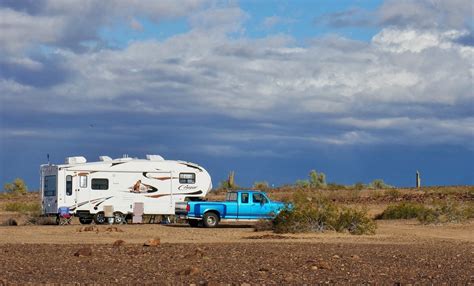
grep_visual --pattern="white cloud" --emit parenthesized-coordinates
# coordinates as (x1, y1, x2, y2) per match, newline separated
(0, 0, 473, 150)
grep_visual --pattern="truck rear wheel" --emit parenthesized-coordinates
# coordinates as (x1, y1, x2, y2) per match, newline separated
(203, 212, 219, 228)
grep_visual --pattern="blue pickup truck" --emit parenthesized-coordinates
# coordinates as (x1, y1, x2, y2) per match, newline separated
(175, 190, 285, 227)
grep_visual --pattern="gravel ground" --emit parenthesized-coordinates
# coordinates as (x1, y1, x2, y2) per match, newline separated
(1, 242, 473, 284)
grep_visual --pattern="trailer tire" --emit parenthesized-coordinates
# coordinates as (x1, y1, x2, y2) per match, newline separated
(203, 212, 219, 228)
(93, 212, 106, 224)
(113, 212, 126, 224)
(188, 219, 200, 227)
(79, 217, 93, 225)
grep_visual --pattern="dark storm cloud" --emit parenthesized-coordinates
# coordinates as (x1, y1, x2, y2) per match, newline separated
(0, 0, 47, 15)
(0, 56, 72, 88)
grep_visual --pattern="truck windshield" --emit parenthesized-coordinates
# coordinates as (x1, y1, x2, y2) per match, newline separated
(226, 192, 237, 201)
(44, 175, 57, 197)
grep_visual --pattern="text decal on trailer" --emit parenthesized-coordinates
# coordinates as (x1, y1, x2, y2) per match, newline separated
(178, 185, 198, 190)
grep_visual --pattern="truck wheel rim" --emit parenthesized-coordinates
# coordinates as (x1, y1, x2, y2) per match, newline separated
(207, 216, 216, 225)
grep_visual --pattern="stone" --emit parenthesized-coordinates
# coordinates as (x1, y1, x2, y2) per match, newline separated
(143, 238, 160, 247)
(74, 247, 92, 257)
(113, 240, 126, 247)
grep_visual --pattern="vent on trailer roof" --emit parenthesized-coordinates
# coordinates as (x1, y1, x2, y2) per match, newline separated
(99, 156, 112, 162)
(65, 156, 87, 164)
(146, 154, 164, 161)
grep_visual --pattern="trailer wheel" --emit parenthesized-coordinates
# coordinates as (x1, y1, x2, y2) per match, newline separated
(93, 212, 106, 224)
(79, 217, 93, 225)
(113, 212, 126, 224)
(203, 212, 219, 228)
(188, 219, 200, 227)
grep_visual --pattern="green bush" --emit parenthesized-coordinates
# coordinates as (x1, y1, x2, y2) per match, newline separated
(353, 182, 365, 190)
(309, 170, 326, 188)
(384, 188, 401, 199)
(272, 190, 376, 235)
(377, 201, 473, 224)
(369, 179, 393, 189)
(335, 207, 377, 235)
(3, 178, 28, 195)
(295, 179, 310, 188)
(326, 183, 347, 191)
(376, 202, 428, 220)
(4, 202, 41, 214)
(417, 201, 468, 224)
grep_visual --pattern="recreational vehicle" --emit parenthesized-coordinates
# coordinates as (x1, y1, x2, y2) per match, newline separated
(40, 155, 212, 224)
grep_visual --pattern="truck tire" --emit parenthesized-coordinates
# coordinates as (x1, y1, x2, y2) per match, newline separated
(203, 212, 219, 228)
(188, 219, 200, 227)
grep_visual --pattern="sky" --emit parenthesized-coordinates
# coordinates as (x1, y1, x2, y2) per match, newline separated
(0, 0, 473, 190)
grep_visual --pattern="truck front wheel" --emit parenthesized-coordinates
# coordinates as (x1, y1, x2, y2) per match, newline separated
(203, 212, 219, 228)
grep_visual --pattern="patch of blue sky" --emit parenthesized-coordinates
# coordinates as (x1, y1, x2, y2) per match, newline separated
(240, 0, 383, 43)
(98, 17, 190, 49)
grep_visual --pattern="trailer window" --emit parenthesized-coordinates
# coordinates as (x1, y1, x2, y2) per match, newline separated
(66, 175, 72, 196)
(79, 175, 87, 188)
(179, 173, 195, 184)
(44, 175, 56, 197)
(91, 179, 109, 190)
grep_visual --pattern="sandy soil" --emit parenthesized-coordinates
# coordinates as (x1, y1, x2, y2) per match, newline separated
(0, 220, 473, 245)
(0, 220, 473, 284)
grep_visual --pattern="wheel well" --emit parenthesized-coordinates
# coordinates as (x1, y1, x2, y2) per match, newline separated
(204, 210, 220, 221)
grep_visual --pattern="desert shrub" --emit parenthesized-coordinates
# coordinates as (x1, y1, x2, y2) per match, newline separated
(369, 179, 393, 189)
(376, 202, 428, 220)
(4, 202, 41, 214)
(335, 208, 377, 235)
(353, 182, 365, 190)
(272, 190, 375, 235)
(418, 201, 467, 224)
(378, 201, 472, 224)
(253, 181, 270, 191)
(295, 179, 310, 188)
(464, 203, 474, 219)
(27, 216, 57, 225)
(326, 183, 347, 191)
(3, 178, 28, 195)
(253, 219, 273, 232)
(309, 170, 326, 188)
(384, 188, 401, 199)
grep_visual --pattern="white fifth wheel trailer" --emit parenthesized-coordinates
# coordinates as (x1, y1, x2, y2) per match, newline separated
(40, 154, 212, 224)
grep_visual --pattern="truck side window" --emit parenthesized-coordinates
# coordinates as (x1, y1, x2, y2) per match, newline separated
(253, 193, 267, 204)
(66, 175, 72, 196)
(241, 193, 249, 204)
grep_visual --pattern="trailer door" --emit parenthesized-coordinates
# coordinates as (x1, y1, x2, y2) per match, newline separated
(75, 173, 90, 211)
(41, 165, 58, 215)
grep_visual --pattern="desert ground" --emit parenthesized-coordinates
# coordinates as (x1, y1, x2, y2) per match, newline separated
(0, 188, 473, 284)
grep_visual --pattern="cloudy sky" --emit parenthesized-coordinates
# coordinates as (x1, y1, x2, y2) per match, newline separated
(1, 0, 473, 189)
